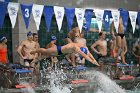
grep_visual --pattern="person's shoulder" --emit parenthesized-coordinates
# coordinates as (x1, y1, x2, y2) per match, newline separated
(82, 38, 86, 41)
(20, 40, 27, 45)
(95, 39, 100, 43)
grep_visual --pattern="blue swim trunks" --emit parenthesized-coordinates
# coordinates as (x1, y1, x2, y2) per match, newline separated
(57, 46, 62, 55)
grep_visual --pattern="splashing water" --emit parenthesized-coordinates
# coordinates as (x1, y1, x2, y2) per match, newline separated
(20, 82, 35, 93)
(84, 70, 125, 93)
(40, 59, 72, 93)
(48, 69, 71, 93)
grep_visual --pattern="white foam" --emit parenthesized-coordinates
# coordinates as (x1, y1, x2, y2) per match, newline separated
(85, 70, 125, 93)
(20, 82, 35, 93)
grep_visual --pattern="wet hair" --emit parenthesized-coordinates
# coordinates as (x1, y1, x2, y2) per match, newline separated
(99, 32, 103, 36)
(33, 33, 38, 37)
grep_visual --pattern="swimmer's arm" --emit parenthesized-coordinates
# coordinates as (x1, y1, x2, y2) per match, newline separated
(86, 47, 99, 65)
(31, 48, 48, 55)
(88, 52, 99, 66)
(86, 47, 95, 60)
(91, 41, 100, 54)
(17, 41, 25, 59)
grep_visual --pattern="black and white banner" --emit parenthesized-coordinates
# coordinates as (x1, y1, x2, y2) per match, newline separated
(129, 11, 137, 33)
(54, 6, 65, 31)
(32, 4, 44, 30)
(94, 9, 104, 32)
(75, 8, 85, 33)
(111, 11, 120, 33)
(0, 1, 140, 34)
(8, 2, 19, 28)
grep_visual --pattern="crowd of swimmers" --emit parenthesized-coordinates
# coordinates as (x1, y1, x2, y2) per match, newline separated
(0, 17, 140, 79)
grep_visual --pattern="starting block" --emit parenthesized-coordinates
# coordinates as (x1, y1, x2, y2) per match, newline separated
(116, 63, 134, 75)
(74, 66, 87, 71)
(71, 79, 88, 84)
(15, 83, 35, 88)
(119, 75, 134, 80)
(116, 64, 134, 67)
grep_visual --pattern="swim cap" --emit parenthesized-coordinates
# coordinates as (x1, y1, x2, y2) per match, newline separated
(0, 36, 6, 42)
(27, 31, 33, 36)
(51, 36, 57, 41)
(80, 47, 88, 54)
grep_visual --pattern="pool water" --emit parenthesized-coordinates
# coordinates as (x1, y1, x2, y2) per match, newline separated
(1, 65, 140, 93)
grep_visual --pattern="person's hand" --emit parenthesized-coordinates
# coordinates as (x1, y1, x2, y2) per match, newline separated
(93, 60, 100, 66)
(95, 62, 100, 66)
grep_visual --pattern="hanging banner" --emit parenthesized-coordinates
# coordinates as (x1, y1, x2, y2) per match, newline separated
(0, 2, 7, 28)
(65, 7, 75, 31)
(94, 9, 104, 32)
(8, 2, 19, 28)
(32, 4, 44, 30)
(103, 10, 111, 32)
(138, 12, 140, 31)
(129, 11, 137, 33)
(54, 6, 64, 31)
(111, 11, 120, 33)
(20, 4, 32, 29)
(43, 6, 54, 32)
(75, 8, 85, 33)
(120, 9, 129, 32)
(84, 9, 93, 31)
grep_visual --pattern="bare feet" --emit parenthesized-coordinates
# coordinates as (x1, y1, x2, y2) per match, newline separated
(122, 62, 128, 65)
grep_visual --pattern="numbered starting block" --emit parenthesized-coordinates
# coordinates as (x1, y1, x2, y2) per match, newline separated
(73, 66, 87, 71)
(71, 79, 88, 84)
(67, 66, 87, 79)
(73, 66, 87, 79)
(119, 75, 134, 80)
(116, 63, 134, 75)
(15, 83, 35, 88)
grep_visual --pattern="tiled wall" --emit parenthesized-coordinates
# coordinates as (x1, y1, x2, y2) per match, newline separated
(38, 16, 140, 67)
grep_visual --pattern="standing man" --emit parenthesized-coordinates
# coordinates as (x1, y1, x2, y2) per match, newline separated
(17, 31, 38, 71)
(133, 38, 140, 66)
(111, 17, 128, 65)
(32, 33, 40, 73)
(66, 27, 86, 66)
(45, 36, 58, 67)
(91, 32, 107, 71)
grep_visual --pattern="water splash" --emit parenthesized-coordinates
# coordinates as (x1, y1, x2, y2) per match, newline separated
(20, 82, 35, 93)
(85, 70, 125, 93)
(48, 69, 71, 93)
(40, 59, 72, 93)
